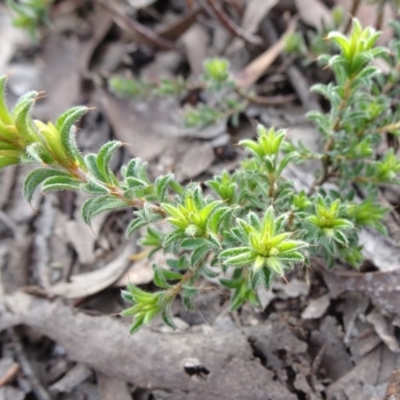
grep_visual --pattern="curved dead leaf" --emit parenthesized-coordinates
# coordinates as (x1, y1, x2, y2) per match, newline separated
(47, 242, 135, 299)
(234, 18, 296, 89)
(320, 266, 400, 317)
(294, 0, 332, 30)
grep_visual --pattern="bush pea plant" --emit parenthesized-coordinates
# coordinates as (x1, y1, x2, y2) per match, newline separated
(284, 0, 400, 62)
(109, 58, 247, 129)
(1, 20, 400, 333)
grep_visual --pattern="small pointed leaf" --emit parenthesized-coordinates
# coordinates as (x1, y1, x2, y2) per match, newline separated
(23, 168, 70, 202)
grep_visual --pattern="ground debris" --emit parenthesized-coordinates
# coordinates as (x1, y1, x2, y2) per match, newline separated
(301, 295, 330, 320)
(2, 291, 297, 400)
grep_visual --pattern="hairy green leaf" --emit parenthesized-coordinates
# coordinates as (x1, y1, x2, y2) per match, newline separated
(81, 195, 128, 225)
(23, 168, 70, 202)
(56, 106, 87, 161)
(41, 176, 81, 193)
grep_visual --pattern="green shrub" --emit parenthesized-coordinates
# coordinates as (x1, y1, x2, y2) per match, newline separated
(1, 20, 400, 333)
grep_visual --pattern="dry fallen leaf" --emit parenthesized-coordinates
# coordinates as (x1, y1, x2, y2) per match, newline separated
(311, 316, 353, 380)
(385, 370, 400, 400)
(240, 0, 279, 34)
(97, 373, 132, 400)
(65, 219, 98, 265)
(274, 278, 309, 299)
(226, 0, 278, 57)
(50, 364, 92, 394)
(47, 242, 135, 299)
(158, 7, 202, 42)
(127, 0, 157, 8)
(320, 266, 400, 317)
(0, 386, 24, 400)
(326, 346, 382, 400)
(35, 35, 81, 121)
(301, 294, 330, 319)
(174, 141, 215, 181)
(113, 250, 164, 287)
(234, 19, 296, 89)
(77, 3, 113, 76)
(294, 0, 332, 30)
(98, 89, 183, 161)
(182, 23, 209, 77)
(366, 308, 400, 353)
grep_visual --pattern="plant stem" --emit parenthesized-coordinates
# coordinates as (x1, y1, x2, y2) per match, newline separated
(57, 162, 166, 216)
(166, 253, 211, 298)
(235, 89, 297, 106)
(308, 80, 353, 193)
(344, 0, 361, 33)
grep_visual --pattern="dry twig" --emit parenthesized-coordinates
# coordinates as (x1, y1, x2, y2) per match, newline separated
(234, 18, 297, 89)
(203, 0, 263, 46)
(97, 0, 177, 51)
(236, 89, 297, 105)
(0, 362, 20, 387)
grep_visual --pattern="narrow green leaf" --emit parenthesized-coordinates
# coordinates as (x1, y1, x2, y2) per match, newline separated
(23, 168, 70, 202)
(12, 91, 36, 120)
(125, 217, 148, 236)
(153, 264, 169, 289)
(154, 174, 173, 202)
(189, 245, 210, 266)
(163, 229, 185, 248)
(82, 177, 109, 194)
(192, 186, 204, 210)
(0, 142, 20, 152)
(220, 247, 250, 258)
(125, 177, 148, 189)
(248, 269, 261, 292)
(260, 268, 274, 290)
(14, 92, 37, 141)
(160, 269, 183, 281)
(206, 233, 221, 248)
(56, 106, 88, 160)
(126, 284, 155, 302)
(129, 316, 145, 334)
(84, 154, 107, 182)
(25, 142, 54, 164)
(230, 292, 246, 311)
(161, 303, 177, 329)
(81, 195, 128, 225)
(276, 152, 298, 176)
(182, 295, 194, 310)
(0, 77, 13, 125)
(219, 277, 243, 289)
(96, 140, 122, 182)
(248, 212, 261, 231)
(181, 238, 206, 249)
(41, 176, 81, 193)
(124, 158, 150, 182)
(0, 156, 19, 169)
(223, 251, 254, 266)
(201, 265, 219, 278)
